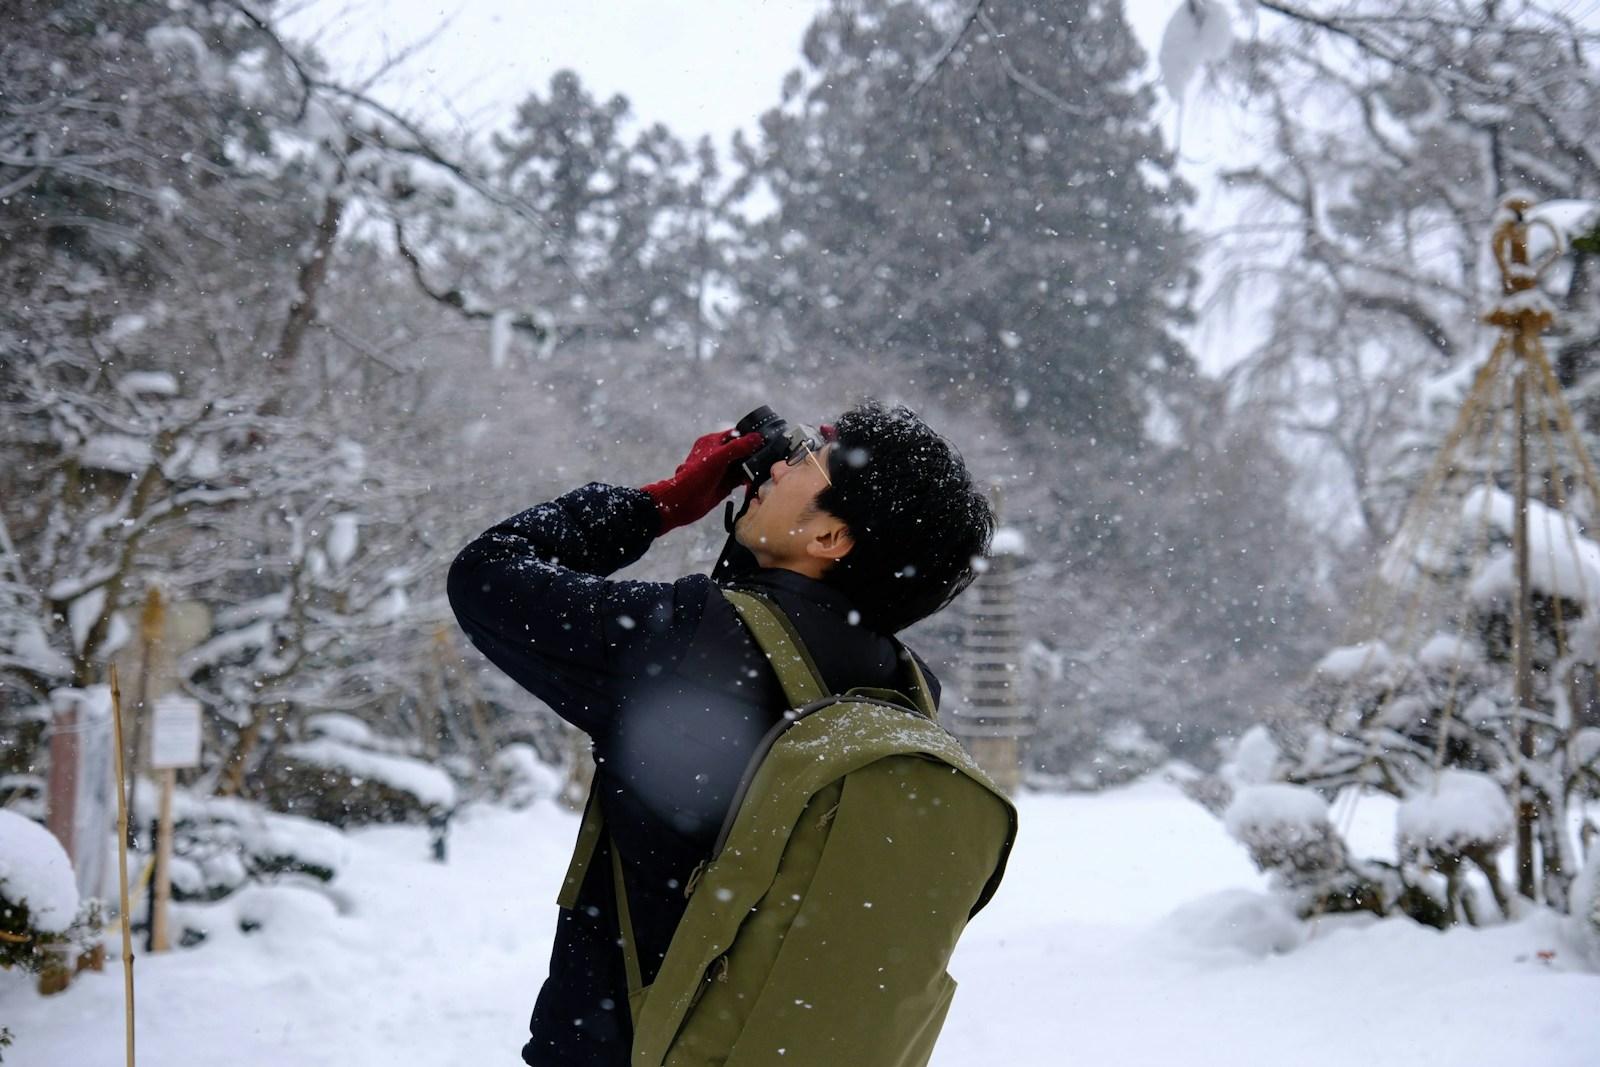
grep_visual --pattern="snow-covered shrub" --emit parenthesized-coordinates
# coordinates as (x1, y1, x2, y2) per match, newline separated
(262, 723, 457, 828)
(133, 787, 347, 905)
(1395, 770, 1514, 925)
(1221, 725, 1288, 789)
(492, 743, 562, 808)
(0, 811, 98, 978)
(1185, 480, 1600, 928)
(1222, 785, 1386, 919)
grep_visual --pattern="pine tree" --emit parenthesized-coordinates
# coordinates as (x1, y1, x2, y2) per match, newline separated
(730, 0, 1196, 448)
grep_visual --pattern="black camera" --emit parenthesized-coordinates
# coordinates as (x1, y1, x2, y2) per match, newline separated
(736, 405, 813, 486)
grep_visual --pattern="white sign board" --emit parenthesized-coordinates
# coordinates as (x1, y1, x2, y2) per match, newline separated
(150, 694, 203, 770)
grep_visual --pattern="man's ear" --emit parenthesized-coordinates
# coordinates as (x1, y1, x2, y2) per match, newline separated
(807, 521, 854, 563)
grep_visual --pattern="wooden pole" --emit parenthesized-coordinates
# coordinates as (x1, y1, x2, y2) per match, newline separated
(150, 768, 174, 953)
(109, 665, 137, 1067)
(1511, 334, 1538, 900)
(1487, 194, 1561, 901)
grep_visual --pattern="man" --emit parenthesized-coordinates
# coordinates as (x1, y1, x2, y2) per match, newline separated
(448, 399, 997, 1066)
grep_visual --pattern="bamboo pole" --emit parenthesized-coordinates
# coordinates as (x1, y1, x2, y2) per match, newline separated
(1486, 194, 1561, 901)
(109, 665, 136, 1067)
(1511, 334, 1538, 900)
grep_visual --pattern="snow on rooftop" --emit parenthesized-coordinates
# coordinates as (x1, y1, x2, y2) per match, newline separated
(0, 811, 80, 934)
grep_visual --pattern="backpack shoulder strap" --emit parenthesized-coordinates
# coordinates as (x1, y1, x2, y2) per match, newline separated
(722, 589, 829, 707)
(557, 784, 647, 1025)
(721, 588, 936, 719)
(556, 783, 606, 909)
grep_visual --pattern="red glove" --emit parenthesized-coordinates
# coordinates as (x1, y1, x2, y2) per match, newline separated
(642, 429, 765, 535)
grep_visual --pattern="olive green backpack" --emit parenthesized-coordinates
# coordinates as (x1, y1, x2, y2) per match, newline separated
(560, 589, 1018, 1067)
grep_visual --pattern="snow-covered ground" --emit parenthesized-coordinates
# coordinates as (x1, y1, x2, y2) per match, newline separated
(3, 777, 1597, 1066)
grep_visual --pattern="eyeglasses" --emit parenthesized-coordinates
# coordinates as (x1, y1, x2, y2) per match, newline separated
(785, 426, 832, 485)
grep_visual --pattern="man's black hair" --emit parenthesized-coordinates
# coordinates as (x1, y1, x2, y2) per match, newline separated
(815, 400, 995, 634)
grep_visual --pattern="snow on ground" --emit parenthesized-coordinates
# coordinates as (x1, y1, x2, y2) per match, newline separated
(2, 776, 1597, 1066)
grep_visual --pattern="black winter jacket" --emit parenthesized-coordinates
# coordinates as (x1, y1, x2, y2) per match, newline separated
(446, 483, 938, 1067)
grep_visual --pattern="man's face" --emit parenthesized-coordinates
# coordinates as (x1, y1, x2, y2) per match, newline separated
(734, 443, 842, 573)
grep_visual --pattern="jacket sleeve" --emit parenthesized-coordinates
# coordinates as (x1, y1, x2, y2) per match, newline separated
(446, 483, 711, 738)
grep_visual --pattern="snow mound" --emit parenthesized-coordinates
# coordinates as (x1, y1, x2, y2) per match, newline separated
(1160, 888, 1307, 958)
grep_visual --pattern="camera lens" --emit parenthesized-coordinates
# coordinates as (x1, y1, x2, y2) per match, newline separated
(736, 406, 783, 435)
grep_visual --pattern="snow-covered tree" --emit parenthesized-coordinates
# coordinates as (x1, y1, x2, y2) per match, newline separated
(0, 0, 518, 808)
(1171, 0, 1600, 546)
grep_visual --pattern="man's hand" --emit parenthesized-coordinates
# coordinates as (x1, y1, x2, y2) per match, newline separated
(642, 429, 765, 535)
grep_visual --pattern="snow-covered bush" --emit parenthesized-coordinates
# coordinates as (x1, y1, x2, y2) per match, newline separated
(0, 811, 98, 978)
(1222, 784, 1386, 919)
(1395, 770, 1514, 925)
(262, 717, 457, 828)
(132, 786, 347, 906)
(492, 743, 562, 809)
(1180, 471, 1600, 929)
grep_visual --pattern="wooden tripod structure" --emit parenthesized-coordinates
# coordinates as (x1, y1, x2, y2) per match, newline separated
(1337, 193, 1590, 906)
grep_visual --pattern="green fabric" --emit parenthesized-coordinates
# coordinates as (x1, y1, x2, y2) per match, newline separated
(557, 787, 606, 910)
(722, 589, 830, 707)
(722, 590, 937, 719)
(630, 664, 1018, 1065)
(611, 833, 646, 1024)
(554, 588, 1018, 1066)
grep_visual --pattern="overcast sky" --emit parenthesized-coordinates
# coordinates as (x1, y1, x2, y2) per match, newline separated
(281, 0, 1178, 147)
